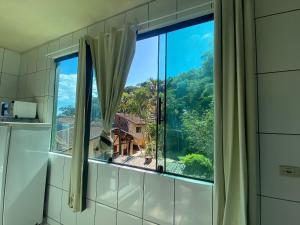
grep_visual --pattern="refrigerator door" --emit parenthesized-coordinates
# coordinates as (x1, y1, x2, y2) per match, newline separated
(0, 126, 10, 225)
(2, 124, 51, 225)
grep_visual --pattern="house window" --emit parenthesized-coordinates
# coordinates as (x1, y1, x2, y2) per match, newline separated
(51, 14, 214, 181)
(52, 54, 78, 154)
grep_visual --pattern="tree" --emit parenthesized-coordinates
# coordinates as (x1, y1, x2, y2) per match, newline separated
(181, 153, 213, 179)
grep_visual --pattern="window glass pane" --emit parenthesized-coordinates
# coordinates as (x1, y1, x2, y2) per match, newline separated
(165, 20, 214, 180)
(157, 34, 166, 170)
(89, 73, 103, 159)
(113, 36, 159, 170)
(52, 56, 78, 154)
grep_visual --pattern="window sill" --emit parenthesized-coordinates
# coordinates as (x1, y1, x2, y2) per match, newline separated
(49, 151, 214, 186)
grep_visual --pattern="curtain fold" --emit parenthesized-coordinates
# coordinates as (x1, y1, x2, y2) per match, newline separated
(214, 0, 258, 225)
(68, 37, 93, 212)
(90, 25, 136, 158)
(68, 25, 136, 212)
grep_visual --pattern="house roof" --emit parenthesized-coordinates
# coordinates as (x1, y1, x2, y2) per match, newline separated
(116, 113, 146, 125)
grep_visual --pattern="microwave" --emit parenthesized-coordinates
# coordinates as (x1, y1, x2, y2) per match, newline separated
(1, 101, 37, 119)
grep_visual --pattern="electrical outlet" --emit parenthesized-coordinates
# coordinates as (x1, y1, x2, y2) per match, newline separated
(279, 165, 300, 177)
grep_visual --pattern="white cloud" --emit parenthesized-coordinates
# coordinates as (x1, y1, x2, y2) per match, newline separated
(201, 33, 213, 41)
(57, 73, 77, 108)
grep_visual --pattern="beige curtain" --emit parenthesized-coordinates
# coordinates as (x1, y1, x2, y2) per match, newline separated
(68, 37, 93, 212)
(90, 25, 136, 158)
(68, 25, 136, 212)
(214, 0, 258, 225)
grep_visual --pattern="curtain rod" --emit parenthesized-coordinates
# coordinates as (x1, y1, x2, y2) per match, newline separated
(46, 1, 214, 58)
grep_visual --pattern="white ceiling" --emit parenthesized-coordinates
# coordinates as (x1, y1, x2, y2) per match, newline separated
(0, 0, 150, 52)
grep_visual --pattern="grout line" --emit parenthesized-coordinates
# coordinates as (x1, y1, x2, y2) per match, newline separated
(116, 167, 120, 225)
(93, 164, 99, 225)
(257, 68, 300, 75)
(254, 10, 262, 224)
(59, 176, 63, 223)
(0, 72, 20, 77)
(258, 132, 300, 136)
(173, 179, 176, 225)
(141, 172, 145, 220)
(18, 94, 54, 99)
(211, 185, 214, 225)
(260, 195, 300, 204)
(46, 216, 62, 225)
(116, 167, 120, 209)
(0, 49, 5, 86)
(255, 8, 300, 20)
(48, 184, 148, 221)
(0, 49, 5, 74)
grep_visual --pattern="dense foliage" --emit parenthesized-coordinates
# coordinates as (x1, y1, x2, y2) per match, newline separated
(118, 51, 214, 179)
(164, 52, 214, 179)
(180, 153, 213, 179)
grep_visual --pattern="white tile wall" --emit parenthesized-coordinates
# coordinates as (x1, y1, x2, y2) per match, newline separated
(96, 163, 119, 208)
(261, 197, 300, 225)
(105, 13, 127, 32)
(2, 49, 20, 75)
(258, 71, 300, 134)
(37, 44, 49, 71)
(87, 162, 98, 201)
(255, 0, 300, 18)
(48, 153, 64, 188)
(149, 0, 177, 27)
(61, 191, 77, 225)
(256, 11, 300, 73)
(118, 168, 144, 217)
(177, 0, 211, 19)
(0, 48, 20, 100)
(45, 153, 213, 225)
(126, 5, 149, 30)
(95, 203, 117, 225)
(87, 22, 105, 37)
(260, 134, 300, 202)
(255, 0, 300, 224)
(48, 40, 60, 53)
(73, 28, 88, 45)
(62, 157, 71, 191)
(175, 179, 212, 225)
(46, 185, 63, 222)
(77, 200, 95, 225)
(117, 211, 143, 225)
(143, 173, 174, 225)
(0, 73, 18, 98)
(0, 48, 4, 70)
(60, 34, 73, 50)
(27, 48, 38, 74)
(143, 221, 158, 225)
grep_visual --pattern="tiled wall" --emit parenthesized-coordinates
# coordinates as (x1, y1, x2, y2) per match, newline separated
(12, 0, 214, 225)
(255, 0, 300, 225)
(0, 48, 20, 101)
(46, 153, 213, 225)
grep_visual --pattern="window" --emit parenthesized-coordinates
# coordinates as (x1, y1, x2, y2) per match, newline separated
(52, 55, 78, 154)
(52, 14, 214, 181)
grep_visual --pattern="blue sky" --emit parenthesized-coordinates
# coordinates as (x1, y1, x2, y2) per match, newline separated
(56, 20, 214, 110)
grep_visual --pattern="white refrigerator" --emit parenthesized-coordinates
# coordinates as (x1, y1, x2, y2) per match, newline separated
(0, 122, 51, 225)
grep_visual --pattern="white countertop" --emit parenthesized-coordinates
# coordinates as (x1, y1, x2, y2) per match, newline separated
(0, 122, 51, 128)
